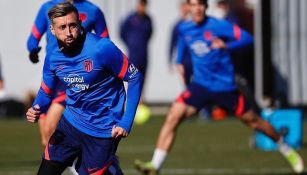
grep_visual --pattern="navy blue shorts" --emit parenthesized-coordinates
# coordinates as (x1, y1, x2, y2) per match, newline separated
(44, 117, 122, 175)
(176, 83, 251, 117)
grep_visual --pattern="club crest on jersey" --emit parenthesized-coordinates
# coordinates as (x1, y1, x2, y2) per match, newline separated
(79, 13, 87, 22)
(84, 60, 93, 72)
(204, 31, 213, 40)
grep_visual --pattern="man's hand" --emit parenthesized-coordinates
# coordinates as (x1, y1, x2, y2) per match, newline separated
(29, 47, 41, 64)
(112, 125, 128, 138)
(26, 105, 41, 123)
(211, 38, 226, 49)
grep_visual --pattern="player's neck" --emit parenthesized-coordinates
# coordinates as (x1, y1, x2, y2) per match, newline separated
(195, 16, 207, 25)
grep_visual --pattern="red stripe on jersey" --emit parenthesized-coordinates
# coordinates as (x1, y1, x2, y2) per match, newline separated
(100, 29, 109, 38)
(41, 81, 52, 95)
(52, 93, 66, 104)
(32, 24, 41, 39)
(235, 95, 245, 116)
(118, 54, 128, 79)
(44, 144, 50, 160)
(233, 25, 241, 40)
(90, 161, 113, 175)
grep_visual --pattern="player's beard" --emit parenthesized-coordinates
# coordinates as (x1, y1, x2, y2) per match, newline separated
(59, 29, 85, 56)
(58, 34, 79, 50)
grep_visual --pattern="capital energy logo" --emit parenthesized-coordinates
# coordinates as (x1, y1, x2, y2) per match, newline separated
(64, 74, 89, 92)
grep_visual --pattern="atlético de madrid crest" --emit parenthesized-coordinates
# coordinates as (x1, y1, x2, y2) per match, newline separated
(84, 60, 93, 72)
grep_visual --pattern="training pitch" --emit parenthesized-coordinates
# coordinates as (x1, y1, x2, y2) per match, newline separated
(0, 116, 306, 175)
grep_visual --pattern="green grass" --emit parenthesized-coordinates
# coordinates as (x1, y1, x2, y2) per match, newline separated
(0, 117, 306, 175)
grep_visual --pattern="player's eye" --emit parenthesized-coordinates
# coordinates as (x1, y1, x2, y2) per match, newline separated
(59, 25, 66, 30)
(70, 23, 78, 30)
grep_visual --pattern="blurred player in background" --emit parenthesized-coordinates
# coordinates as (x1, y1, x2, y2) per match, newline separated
(120, 0, 153, 125)
(169, 1, 192, 86)
(27, 0, 109, 147)
(135, 0, 304, 174)
(26, 2, 143, 175)
(170, 1, 226, 121)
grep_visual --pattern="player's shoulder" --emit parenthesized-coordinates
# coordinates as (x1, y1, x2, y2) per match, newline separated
(97, 37, 116, 52)
(144, 13, 152, 21)
(178, 20, 195, 33)
(77, 0, 101, 11)
(43, 0, 61, 8)
(39, 0, 54, 11)
(207, 16, 233, 27)
(126, 12, 138, 21)
(85, 32, 115, 53)
(85, 32, 105, 45)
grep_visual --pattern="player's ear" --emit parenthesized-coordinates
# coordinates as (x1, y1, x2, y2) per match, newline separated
(50, 25, 55, 36)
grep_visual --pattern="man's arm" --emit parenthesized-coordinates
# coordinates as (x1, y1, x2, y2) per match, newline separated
(99, 40, 143, 136)
(175, 29, 188, 83)
(116, 54, 143, 133)
(27, 4, 48, 63)
(26, 56, 55, 123)
(217, 21, 253, 51)
(94, 7, 109, 38)
(169, 23, 179, 65)
(225, 24, 253, 51)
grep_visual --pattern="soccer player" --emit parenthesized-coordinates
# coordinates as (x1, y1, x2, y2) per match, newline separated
(27, 0, 109, 148)
(26, 2, 143, 175)
(135, 0, 305, 174)
(169, 1, 192, 86)
(120, 0, 153, 122)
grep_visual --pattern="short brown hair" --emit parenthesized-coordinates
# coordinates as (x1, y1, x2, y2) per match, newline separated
(140, 0, 148, 5)
(48, 2, 79, 23)
(187, 0, 208, 6)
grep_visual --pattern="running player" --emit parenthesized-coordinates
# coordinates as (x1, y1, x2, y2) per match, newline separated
(169, 1, 192, 86)
(135, 0, 304, 174)
(26, 2, 142, 175)
(27, 0, 109, 148)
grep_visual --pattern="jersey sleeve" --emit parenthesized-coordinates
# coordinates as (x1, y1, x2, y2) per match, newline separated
(176, 28, 188, 64)
(169, 23, 179, 64)
(99, 40, 144, 132)
(32, 55, 55, 112)
(27, 4, 48, 52)
(94, 8, 109, 38)
(216, 20, 253, 51)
